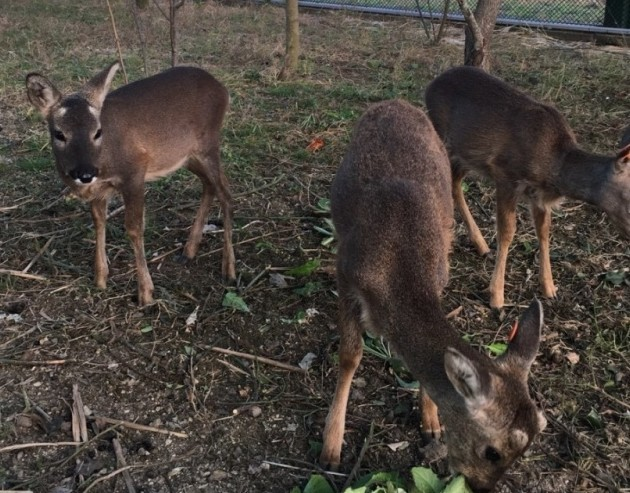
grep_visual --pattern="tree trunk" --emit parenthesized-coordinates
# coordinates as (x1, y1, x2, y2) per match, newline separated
(462, 0, 502, 70)
(279, 0, 300, 80)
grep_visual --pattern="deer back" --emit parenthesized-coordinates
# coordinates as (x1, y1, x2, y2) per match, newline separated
(424, 66, 577, 191)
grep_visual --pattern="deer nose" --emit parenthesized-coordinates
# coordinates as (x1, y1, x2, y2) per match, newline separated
(70, 169, 98, 184)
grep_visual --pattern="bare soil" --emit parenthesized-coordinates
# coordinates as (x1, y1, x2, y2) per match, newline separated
(0, 2, 629, 492)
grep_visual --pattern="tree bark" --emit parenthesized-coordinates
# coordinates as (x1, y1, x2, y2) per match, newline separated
(460, 0, 502, 70)
(279, 0, 300, 80)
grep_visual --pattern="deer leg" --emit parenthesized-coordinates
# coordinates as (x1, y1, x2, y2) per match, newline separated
(453, 169, 489, 256)
(489, 190, 517, 309)
(122, 189, 154, 306)
(530, 203, 557, 299)
(420, 389, 441, 443)
(90, 198, 109, 289)
(185, 152, 235, 281)
(320, 295, 363, 471)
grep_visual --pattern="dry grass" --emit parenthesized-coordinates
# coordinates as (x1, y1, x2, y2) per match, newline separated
(0, 1, 629, 492)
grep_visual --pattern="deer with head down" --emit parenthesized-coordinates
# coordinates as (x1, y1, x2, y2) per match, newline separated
(425, 66, 630, 309)
(320, 99, 547, 492)
(26, 63, 235, 305)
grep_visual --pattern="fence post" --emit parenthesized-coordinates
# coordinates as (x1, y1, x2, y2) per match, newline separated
(604, 0, 630, 28)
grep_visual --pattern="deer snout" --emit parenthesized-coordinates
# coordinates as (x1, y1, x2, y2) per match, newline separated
(69, 167, 98, 184)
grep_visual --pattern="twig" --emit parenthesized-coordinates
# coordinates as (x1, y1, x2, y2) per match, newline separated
(0, 359, 75, 365)
(82, 465, 138, 493)
(72, 384, 88, 443)
(112, 438, 136, 493)
(0, 326, 39, 350)
(22, 236, 55, 274)
(262, 459, 348, 477)
(209, 346, 307, 374)
(93, 416, 189, 438)
(0, 269, 47, 281)
(342, 421, 375, 490)
(0, 442, 81, 453)
(589, 384, 630, 411)
(446, 305, 464, 319)
(105, 0, 128, 83)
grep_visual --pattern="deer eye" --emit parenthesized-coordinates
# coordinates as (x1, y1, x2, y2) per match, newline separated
(54, 130, 66, 142)
(484, 446, 501, 463)
(94, 128, 102, 140)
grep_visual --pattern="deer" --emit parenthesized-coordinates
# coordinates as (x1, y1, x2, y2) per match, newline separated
(25, 63, 235, 306)
(320, 99, 547, 493)
(424, 66, 630, 309)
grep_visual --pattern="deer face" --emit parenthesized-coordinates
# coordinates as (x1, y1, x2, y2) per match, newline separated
(47, 95, 103, 185)
(26, 63, 119, 187)
(439, 299, 547, 492)
(441, 371, 546, 492)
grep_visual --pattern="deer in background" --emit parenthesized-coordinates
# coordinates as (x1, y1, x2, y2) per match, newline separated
(425, 66, 630, 309)
(320, 99, 547, 492)
(26, 63, 235, 306)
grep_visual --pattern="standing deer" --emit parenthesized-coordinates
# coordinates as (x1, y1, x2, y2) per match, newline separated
(425, 66, 630, 309)
(26, 63, 235, 305)
(320, 100, 547, 492)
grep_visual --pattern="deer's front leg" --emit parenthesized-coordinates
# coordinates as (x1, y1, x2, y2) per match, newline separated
(90, 198, 109, 289)
(123, 188, 154, 306)
(530, 203, 557, 299)
(420, 389, 441, 443)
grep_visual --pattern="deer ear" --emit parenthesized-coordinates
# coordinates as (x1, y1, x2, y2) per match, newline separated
(26, 73, 61, 117)
(501, 298, 543, 372)
(444, 347, 491, 412)
(615, 144, 630, 173)
(82, 62, 120, 110)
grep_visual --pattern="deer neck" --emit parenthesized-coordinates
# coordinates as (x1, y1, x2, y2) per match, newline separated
(555, 148, 614, 206)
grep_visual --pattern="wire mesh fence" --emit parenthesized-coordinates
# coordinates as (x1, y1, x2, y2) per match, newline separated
(288, 0, 630, 34)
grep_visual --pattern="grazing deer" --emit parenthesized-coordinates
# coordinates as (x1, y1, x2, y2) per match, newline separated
(425, 66, 630, 309)
(26, 63, 235, 305)
(320, 100, 547, 493)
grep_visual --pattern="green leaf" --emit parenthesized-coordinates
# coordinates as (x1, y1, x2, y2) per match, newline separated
(222, 292, 250, 313)
(140, 325, 153, 333)
(585, 408, 604, 429)
(410, 467, 443, 493)
(486, 342, 508, 356)
(293, 281, 323, 297)
(316, 197, 331, 213)
(303, 474, 335, 493)
(290, 488, 302, 493)
(604, 270, 627, 287)
(443, 475, 473, 493)
(286, 259, 321, 277)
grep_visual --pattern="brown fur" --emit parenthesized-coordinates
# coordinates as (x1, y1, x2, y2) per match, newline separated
(26, 63, 235, 305)
(320, 100, 547, 492)
(425, 66, 630, 309)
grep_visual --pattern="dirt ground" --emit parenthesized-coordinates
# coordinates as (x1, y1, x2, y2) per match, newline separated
(0, 1, 629, 492)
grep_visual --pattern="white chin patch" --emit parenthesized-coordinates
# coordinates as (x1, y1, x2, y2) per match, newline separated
(74, 177, 98, 185)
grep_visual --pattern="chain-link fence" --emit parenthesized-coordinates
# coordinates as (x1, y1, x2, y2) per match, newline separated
(290, 0, 630, 34)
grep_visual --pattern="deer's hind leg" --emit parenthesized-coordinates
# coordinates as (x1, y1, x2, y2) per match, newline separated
(320, 291, 364, 471)
(183, 147, 235, 281)
(452, 166, 490, 256)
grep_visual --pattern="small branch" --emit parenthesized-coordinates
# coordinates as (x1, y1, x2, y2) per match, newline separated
(72, 384, 89, 443)
(0, 269, 47, 281)
(93, 416, 189, 438)
(105, 0, 128, 83)
(0, 441, 81, 453)
(0, 359, 75, 365)
(209, 346, 307, 374)
(342, 421, 375, 491)
(22, 236, 55, 274)
(113, 438, 137, 493)
(82, 465, 137, 493)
